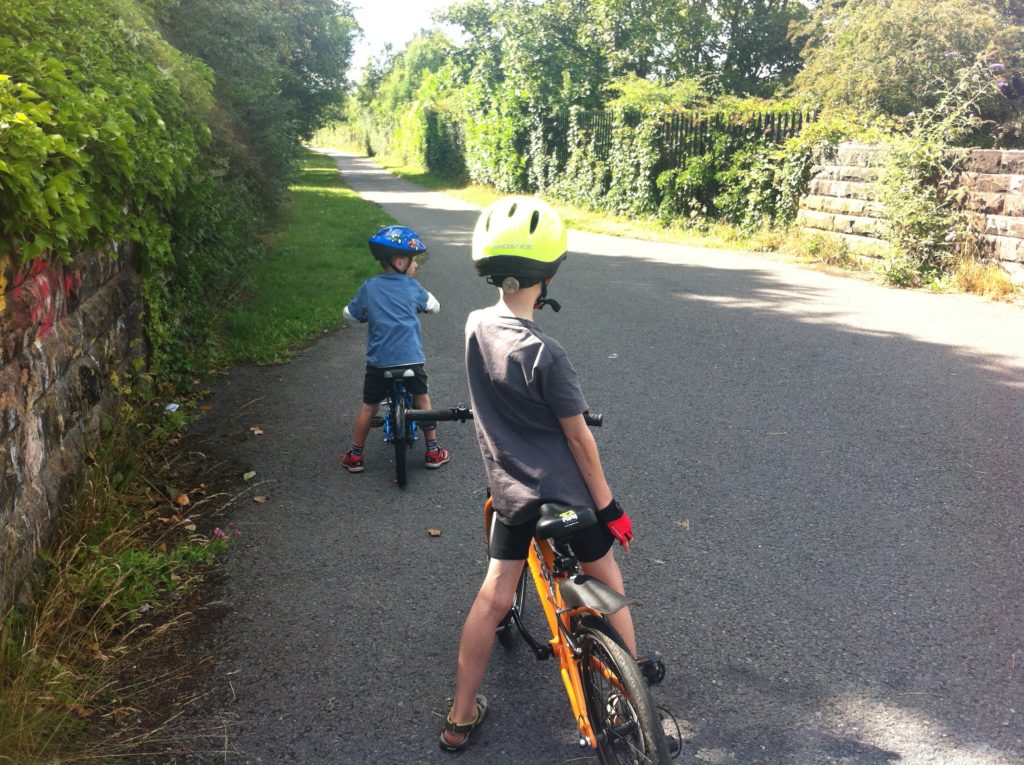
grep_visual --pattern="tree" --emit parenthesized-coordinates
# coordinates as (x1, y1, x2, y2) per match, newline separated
(147, 0, 359, 197)
(443, 0, 609, 114)
(715, 0, 808, 95)
(792, 0, 1007, 117)
(591, 1, 807, 96)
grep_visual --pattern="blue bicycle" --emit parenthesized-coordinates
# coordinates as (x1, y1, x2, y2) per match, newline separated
(371, 367, 419, 486)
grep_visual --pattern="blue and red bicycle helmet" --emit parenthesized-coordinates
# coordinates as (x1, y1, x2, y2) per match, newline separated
(368, 225, 427, 261)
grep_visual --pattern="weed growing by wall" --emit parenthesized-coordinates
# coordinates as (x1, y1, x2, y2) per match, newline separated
(877, 55, 1006, 286)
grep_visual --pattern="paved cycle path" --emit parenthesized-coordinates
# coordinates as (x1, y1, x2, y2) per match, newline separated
(179, 150, 1024, 765)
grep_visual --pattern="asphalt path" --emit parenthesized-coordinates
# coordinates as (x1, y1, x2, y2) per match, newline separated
(180, 150, 1024, 765)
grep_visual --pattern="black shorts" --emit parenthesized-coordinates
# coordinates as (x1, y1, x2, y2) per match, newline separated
(489, 513, 615, 563)
(362, 364, 428, 405)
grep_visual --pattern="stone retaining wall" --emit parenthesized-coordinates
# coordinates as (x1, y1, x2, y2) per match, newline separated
(797, 142, 1024, 279)
(0, 245, 144, 615)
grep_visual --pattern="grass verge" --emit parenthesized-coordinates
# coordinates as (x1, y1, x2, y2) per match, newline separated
(0, 373, 234, 764)
(217, 151, 387, 364)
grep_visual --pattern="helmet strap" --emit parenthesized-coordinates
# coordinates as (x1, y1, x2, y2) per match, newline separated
(390, 256, 411, 274)
(534, 281, 561, 312)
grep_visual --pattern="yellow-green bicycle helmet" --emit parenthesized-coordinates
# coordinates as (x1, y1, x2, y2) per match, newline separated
(472, 196, 567, 287)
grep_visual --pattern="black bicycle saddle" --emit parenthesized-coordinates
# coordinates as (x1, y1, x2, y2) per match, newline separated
(535, 502, 598, 541)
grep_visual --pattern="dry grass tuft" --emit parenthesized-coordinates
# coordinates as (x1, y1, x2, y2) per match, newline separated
(0, 384, 236, 763)
(953, 257, 1017, 300)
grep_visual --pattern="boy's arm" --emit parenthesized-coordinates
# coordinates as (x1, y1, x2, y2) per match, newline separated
(420, 289, 440, 314)
(344, 284, 368, 324)
(559, 414, 632, 549)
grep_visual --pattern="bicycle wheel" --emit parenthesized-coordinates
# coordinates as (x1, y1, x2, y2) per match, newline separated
(496, 566, 528, 648)
(392, 393, 407, 486)
(579, 626, 671, 764)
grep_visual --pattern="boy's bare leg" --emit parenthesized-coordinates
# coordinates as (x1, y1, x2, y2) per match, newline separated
(581, 550, 637, 656)
(351, 402, 378, 448)
(412, 393, 437, 441)
(444, 558, 524, 742)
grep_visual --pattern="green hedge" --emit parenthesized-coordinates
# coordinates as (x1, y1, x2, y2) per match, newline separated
(0, 0, 209, 263)
(0, 0, 337, 380)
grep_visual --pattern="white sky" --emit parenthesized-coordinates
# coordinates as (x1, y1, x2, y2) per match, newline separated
(348, 0, 461, 81)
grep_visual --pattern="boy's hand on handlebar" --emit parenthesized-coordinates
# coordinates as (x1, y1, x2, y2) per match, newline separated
(598, 498, 633, 550)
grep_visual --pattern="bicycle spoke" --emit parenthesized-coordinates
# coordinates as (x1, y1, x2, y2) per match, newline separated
(580, 627, 669, 765)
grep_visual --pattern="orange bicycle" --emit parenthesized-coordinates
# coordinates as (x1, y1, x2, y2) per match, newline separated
(408, 406, 677, 764)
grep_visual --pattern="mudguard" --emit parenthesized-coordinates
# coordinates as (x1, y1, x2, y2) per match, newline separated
(559, 574, 629, 615)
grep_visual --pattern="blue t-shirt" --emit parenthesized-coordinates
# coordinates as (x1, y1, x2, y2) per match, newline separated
(346, 274, 432, 367)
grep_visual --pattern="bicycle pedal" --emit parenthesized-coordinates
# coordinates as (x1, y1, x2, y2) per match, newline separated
(637, 653, 666, 686)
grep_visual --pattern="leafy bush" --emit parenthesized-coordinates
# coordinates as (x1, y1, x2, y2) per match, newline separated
(0, 0, 208, 263)
(713, 142, 780, 231)
(877, 55, 1005, 285)
(657, 152, 719, 226)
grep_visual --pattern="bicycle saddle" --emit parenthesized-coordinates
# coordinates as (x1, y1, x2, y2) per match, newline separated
(382, 367, 417, 379)
(535, 502, 597, 541)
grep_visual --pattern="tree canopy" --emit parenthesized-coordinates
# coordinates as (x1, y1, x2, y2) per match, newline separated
(792, 0, 1023, 122)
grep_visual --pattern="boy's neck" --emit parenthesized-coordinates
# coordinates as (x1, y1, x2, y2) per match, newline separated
(496, 284, 542, 321)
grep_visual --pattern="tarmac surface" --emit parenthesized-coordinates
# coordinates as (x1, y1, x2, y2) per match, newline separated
(178, 150, 1024, 765)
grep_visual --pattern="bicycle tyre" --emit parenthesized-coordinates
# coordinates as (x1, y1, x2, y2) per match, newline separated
(579, 626, 671, 764)
(393, 394, 407, 486)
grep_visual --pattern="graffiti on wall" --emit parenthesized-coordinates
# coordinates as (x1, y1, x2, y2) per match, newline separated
(2, 260, 82, 338)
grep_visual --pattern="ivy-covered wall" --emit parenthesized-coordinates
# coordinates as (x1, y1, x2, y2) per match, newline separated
(0, 246, 143, 614)
(414, 104, 816, 229)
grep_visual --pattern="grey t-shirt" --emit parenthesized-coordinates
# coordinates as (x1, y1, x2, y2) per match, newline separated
(465, 307, 592, 526)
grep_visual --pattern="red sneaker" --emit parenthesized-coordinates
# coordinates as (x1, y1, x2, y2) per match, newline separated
(341, 450, 365, 473)
(424, 446, 450, 469)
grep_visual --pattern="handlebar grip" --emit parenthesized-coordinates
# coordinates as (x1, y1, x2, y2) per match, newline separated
(406, 406, 474, 423)
(583, 411, 603, 427)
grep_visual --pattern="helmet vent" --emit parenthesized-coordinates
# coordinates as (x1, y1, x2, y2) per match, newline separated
(530, 210, 540, 234)
(508, 202, 517, 217)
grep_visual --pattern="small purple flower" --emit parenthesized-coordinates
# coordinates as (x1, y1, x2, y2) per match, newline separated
(943, 51, 959, 58)
(213, 527, 227, 540)
(944, 232, 957, 242)
(989, 63, 1006, 71)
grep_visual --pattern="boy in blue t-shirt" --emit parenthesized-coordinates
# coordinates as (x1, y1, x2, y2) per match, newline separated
(340, 226, 450, 473)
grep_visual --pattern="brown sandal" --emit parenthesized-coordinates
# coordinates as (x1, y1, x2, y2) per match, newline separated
(439, 694, 488, 752)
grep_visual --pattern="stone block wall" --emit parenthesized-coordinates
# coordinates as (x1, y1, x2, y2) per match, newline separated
(796, 144, 889, 254)
(797, 142, 1024, 279)
(960, 149, 1024, 272)
(0, 245, 144, 615)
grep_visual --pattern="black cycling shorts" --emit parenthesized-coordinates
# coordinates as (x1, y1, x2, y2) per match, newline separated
(362, 364, 428, 405)
(489, 513, 615, 563)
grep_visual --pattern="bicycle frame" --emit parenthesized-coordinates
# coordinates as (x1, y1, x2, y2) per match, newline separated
(413, 407, 670, 761)
(381, 381, 416, 446)
(489, 497, 623, 750)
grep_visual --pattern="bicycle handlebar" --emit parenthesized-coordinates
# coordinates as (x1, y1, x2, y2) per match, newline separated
(406, 405, 474, 423)
(406, 406, 603, 427)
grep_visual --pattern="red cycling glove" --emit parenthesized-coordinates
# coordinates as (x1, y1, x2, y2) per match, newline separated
(598, 499, 633, 546)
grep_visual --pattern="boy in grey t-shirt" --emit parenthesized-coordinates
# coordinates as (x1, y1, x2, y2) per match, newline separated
(440, 197, 641, 753)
